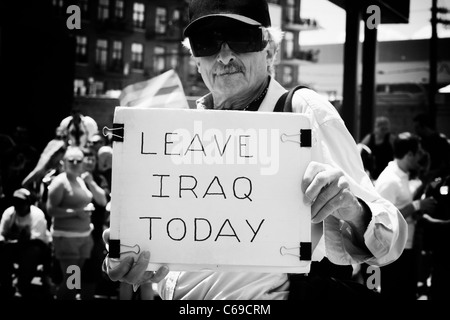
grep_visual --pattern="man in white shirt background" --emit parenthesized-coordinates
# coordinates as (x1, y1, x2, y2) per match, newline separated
(375, 132, 437, 300)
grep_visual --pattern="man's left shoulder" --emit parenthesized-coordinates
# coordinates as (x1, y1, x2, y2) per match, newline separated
(30, 205, 46, 219)
(291, 88, 342, 123)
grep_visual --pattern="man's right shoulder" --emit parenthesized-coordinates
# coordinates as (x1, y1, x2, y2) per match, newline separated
(1, 207, 14, 220)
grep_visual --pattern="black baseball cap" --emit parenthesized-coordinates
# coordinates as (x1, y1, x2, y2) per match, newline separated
(184, 0, 272, 37)
(13, 188, 31, 203)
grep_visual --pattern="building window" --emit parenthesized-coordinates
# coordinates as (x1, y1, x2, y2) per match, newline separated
(96, 39, 108, 70)
(284, 32, 294, 59)
(169, 9, 181, 34)
(172, 9, 180, 24)
(74, 79, 86, 96)
(76, 36, 88, 63)
(155, 7, 167, 34)
(133, 3, 145, 28)
(115, 0, 124, 19)
(111, 40, 123, 71)
(95, 81, 105, 95)
(282, 66, 293, 85)
(169, 48, 178, 69)
(98, 0, 109, 21)
(154, 46, 165, 73)
(131, 43, 144, 69)
(78, 0, 88, 14)
(52, 0, 65, 14)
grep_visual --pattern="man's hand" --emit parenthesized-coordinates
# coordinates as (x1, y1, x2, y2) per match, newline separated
(301, 162, 371, 248)
(302, 162, 366, 223)
(102, 229, 169, 286)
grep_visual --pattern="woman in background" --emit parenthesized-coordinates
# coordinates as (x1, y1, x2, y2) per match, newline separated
(46, 146, 105, 299)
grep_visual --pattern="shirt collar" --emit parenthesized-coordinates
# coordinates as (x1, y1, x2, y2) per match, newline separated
(391, 160, 409, 179)
(195, 77, 287, 112)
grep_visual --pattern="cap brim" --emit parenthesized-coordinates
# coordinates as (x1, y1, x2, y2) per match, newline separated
(13, 194, 28, 201)
(184, 14, 261, 37)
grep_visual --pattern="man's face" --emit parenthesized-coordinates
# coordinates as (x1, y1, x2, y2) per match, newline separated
(374, 118, 389, 137)
(13, 199, 30, 217)
(408, 144, 425, 172)
(194, 42, 268, 104)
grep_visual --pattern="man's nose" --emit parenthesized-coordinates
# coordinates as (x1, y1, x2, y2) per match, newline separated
(217, 42, 235, 65)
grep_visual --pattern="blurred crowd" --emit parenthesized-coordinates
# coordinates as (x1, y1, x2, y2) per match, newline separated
(0, 109, 154, 300)
(355, 113, 450, 300)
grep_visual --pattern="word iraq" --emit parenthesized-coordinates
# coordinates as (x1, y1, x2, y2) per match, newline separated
(151, 174, 253, 201)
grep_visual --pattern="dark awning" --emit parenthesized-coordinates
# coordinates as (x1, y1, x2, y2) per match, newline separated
(329, 0, 410, 24)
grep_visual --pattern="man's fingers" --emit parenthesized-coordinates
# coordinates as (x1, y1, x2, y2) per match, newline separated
(152, 265, 170, 283)
(311, 188, 345, 223)
(301, 161, 324, 194)
(107, 256, 134, 282)
(122, 251, 151, 284)
(139, 270, 161, 284)
(312, 188, 356, 223)
(138, 265, 170, 285)
(304, 169, 341, 205)
(311, 179, 342, 219)
(102, 228, 110, 245)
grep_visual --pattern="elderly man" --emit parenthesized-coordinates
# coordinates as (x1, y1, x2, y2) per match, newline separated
(103, 0, 407, 300)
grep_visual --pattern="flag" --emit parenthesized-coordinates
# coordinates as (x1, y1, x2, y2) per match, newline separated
(119, 69, 189, 109)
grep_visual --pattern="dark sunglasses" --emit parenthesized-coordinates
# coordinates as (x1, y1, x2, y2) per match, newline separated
(189, 27, 268, 57)
(66, 159, 83, 164)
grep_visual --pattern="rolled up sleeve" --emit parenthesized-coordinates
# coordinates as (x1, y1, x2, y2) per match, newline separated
(293, 89, 408, 267)
(324, 198, 407, 266)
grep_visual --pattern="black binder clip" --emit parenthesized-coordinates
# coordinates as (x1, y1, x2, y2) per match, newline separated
(280, 129, 313, 147)
(280, 242, 312, 261)
(103, 123, 124, 142)
(109, 240, 140, 258)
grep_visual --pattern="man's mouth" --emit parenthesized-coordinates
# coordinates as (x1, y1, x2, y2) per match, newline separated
(217, 71, 240, 76)
(215, 66, 243, 76)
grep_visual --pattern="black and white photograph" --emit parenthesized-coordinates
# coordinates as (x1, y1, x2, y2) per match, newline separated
(0, 0, 449, 312)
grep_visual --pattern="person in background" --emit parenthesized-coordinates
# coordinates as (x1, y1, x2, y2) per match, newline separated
(361, 116, 395, 180)
(413, 113, 450, 182)
(0, 188, 52, 299)
(88, 134, 106, 155)
(79, 146, 109, 300)
(46, 146, 105, 299)
(97, 145, 113, 190)
(375, 132, 437, 300)
(59, 108, 98, 148)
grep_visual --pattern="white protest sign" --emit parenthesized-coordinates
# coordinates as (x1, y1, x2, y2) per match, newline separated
(109, 107, 312, 273)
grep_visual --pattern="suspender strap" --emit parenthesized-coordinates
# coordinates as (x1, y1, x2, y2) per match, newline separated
(273, 85, 309, 113)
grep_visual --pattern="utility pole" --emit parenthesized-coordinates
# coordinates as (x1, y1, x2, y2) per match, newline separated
(429, 1, 450, 128)
(429, 0, 438, 129)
